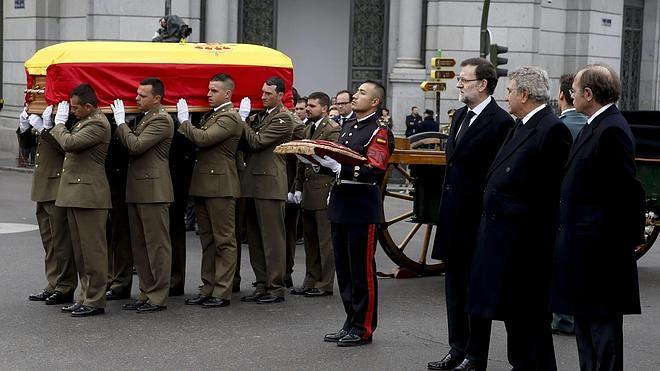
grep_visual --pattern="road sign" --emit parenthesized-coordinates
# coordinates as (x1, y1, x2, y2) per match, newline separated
(431, 57, 456, 68)
(430, 70, 456, 80)
(420, 81, 447, 92)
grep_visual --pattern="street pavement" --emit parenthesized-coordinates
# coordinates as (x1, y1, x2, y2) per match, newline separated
(1, 168, 659, 370)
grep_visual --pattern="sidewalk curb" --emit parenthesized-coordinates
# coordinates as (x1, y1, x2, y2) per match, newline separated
(0, 166, 34, 174)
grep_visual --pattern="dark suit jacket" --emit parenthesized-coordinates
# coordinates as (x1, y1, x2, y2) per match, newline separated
(416, 117, 440, 133)
(431, 99, 513, 261)
(550, 104, 642, 317)
(467, 105, 572, 320)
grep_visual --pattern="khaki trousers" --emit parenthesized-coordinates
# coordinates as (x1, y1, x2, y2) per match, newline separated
(127, 203, 171, 306)
(195, 197, 237, 300)
(67, 208, 108, 308)
(244, 198, 286, 297)
(36, 201, 77, 295)
(106, 198, 132, 294)
(302, 209, 335, 291)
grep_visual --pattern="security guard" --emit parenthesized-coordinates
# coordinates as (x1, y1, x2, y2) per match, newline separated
(111, 77, 174, 313)
(315, 81, 394, 346)
(290, 92, 340, 297)
(21, 106, 77, 305)
(50, 83, 112, 317)
(176, 73, 243, 308)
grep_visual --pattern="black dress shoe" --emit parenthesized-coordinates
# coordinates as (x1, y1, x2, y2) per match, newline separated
(122, 300, 147, 310)
(71, 305, 105, 317)
(201, 297, 230, 308)
(284, 277, 294, 289)
(136, 302, 166, 313)
(240, 291, 266, 302)
(290, 287, 311, 295)
(337, 333, 372, 347)
(61, 303, 82, 313)
(28, 290, 53, 301)
(323, 329, 349, 342)
(427, 353, 463, 370)
(45, 291, 74, 305)
(185, 295, 210, 305)
(256, 294, 285, 304)
(106, 289, 130, 301)
(452, 359, 485, 371)
(304, 288, 332, 297)
(169, 287, 184, 296)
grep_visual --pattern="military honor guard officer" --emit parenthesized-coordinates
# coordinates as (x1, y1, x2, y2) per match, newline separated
(290, 92, 341, 297)
(313, 81, 394, 347)
(49, 84, 112, 317)
(239, 77, 294, 304)
(111, 77, 174, 313)
(21, 106, 78, 306)
(175, 73, 243, 308)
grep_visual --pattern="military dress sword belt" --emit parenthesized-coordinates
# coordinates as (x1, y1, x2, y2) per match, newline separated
(336, 179, 375, 186)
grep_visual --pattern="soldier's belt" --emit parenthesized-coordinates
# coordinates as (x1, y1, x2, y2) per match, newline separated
(336, 179, 375, 185)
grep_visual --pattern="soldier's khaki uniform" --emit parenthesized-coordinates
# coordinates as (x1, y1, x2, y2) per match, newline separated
(51, 108, 111, 308)
(28, 129, 77, 296)
(178, 102, 242, 300)
(116, 105, 174, 306)
(284, 118, 305, 285)
(293, 116, 340, 291)
(240, 103, 293, 297)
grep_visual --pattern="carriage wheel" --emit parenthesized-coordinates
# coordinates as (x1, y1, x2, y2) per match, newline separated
(377, 163, 445, 276)
(635, 209, 659, 260)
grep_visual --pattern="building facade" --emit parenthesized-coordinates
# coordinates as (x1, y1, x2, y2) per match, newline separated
(1, 0, 659, 154)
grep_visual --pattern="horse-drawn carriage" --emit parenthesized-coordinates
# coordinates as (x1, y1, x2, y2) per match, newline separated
(378, 116, 660, 276)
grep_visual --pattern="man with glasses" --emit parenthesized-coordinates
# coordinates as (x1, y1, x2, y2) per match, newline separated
(466, 66, 571, 370)
(334, 90, 356, 128)
(550, 64, 642, 370)
(428, 58, 513, 371)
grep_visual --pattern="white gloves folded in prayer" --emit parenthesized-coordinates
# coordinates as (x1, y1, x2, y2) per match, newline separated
(293, 191, 302, 204)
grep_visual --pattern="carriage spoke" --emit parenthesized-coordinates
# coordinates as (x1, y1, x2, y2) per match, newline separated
(386, 211, 414, 226)
(399, 223, 422, 252)
(418, 224, 433, 264)
(384, 190, 414, 201)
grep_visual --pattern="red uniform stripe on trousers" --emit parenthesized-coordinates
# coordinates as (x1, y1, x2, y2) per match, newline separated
(363, 224, 376, 339)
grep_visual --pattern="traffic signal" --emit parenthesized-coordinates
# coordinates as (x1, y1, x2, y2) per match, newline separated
(489, 43, 508, 78)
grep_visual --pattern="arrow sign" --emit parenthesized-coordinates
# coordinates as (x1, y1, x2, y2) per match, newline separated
(431, 57, 456, 67)
(420, 81, 447, 92)
(430, 70, 456, 80)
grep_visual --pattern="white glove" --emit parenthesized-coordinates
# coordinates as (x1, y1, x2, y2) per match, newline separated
(19, 108, 30, 133)
(293, 190, 302, 204)
(42, 105, 53, 130)
(295, 154, 313, 165)
(287, 192, 295, 203)
(28, 114, 44, 133)
(312, 154, 341, 174)
(110, 99, 126, 125)
(177, 98, 190, 123)
(239, 97, 251, 121)
(55, 101, 69, 125)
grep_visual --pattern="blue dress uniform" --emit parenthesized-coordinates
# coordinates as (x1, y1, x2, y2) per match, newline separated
(327, 112, 394, 342)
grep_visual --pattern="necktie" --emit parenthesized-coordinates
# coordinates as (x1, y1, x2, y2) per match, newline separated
(310, 123, 316, 137)
(455, 110, 476, 144)
(340, 117, 345, 127)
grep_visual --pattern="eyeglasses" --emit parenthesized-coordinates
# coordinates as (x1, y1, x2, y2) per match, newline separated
(456, 77, 481, 84)
(335, 101, 350, 106)
(569, 88, 576, 97)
